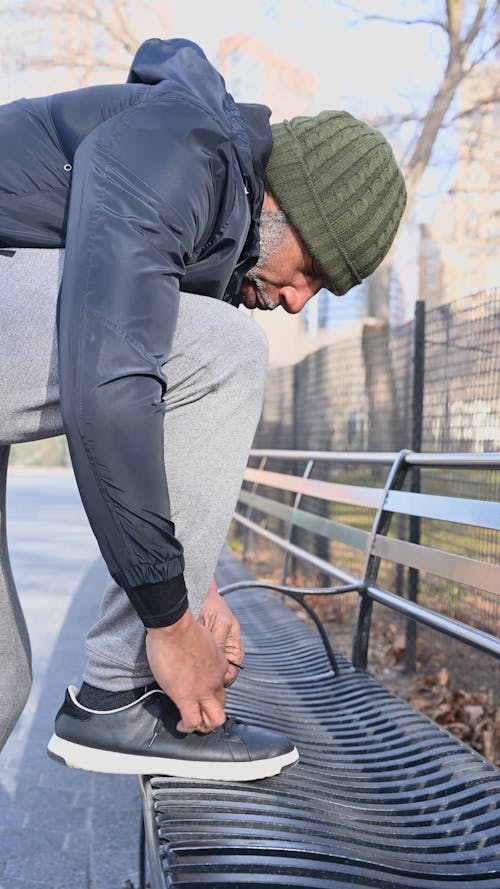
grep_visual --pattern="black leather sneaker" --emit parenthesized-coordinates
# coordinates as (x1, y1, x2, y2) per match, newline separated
(47, 686, 299, 781)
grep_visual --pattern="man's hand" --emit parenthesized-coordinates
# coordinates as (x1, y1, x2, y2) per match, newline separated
(198, 579, 244, 687)
(146, 609, 228, 733)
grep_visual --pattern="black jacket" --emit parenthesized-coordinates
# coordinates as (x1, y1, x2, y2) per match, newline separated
(0, 38, 271, 626)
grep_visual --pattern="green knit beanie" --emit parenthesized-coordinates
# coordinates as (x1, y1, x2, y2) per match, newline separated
(264, 111, 407, 295)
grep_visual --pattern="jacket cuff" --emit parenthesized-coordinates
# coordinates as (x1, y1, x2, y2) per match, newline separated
(124, 574, 189, 628)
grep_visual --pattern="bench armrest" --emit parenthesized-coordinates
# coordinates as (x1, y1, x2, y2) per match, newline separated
(219, 579, 362, 674)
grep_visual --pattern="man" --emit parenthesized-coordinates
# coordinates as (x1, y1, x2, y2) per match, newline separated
(0, 38, 406, 781)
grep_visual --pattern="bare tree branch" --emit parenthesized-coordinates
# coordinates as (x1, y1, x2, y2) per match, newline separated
(26, 1, 139, 54)
(449, 93, 500, 122)
(111, 0, 137, 46)
(446, 0, 463, 52)
(372, 111, 424, 128)
(63, 3, 137, 54)
(361, 0, 497, 316)
(401, 0, 497, 206)
(462, 0, 488, 50)
(334, 0, 448, 30)
(15, 53, 125, 72)
(363, 14, 448, 30)
(466, 34, 500, 71)
(370, 89, 498, 165)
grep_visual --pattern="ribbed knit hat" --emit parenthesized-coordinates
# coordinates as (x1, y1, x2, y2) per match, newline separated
(264, 111, 407, 295)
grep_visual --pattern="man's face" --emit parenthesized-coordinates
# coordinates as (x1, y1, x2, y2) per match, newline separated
(239, 205, 326, 314)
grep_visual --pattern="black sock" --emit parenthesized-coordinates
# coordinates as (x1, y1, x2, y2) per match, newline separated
(77, 681, 158, 711)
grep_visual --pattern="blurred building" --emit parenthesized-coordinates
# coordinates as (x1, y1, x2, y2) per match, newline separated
(0, 0, 170, 102)
(217, 34, 315, 123)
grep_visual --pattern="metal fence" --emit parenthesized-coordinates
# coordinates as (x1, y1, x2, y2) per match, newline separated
(248, 289, 500, 697)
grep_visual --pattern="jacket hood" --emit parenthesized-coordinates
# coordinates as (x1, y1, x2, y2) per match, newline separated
(236, 103, 272, 179)
(125, 38, 272, 304)
(127, 38, 232, 122)
(127, 38, 210, 86)
(126, 38, 271, 173)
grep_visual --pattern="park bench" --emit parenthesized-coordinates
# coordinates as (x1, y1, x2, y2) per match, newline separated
(138, 449, 500, 889)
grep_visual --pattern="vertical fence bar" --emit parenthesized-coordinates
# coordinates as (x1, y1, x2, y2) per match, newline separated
(405, 298, 426, 673)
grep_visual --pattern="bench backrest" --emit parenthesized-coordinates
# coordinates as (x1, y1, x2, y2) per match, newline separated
(234, 449, 500, 669)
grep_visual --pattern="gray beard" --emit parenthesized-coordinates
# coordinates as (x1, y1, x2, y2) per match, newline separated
(251, 276, 278, 310)
(256, 209, 288, 266)
(245, 210, 288, 311)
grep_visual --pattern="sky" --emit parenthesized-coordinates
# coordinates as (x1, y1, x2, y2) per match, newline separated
(170, 0, 448, 116)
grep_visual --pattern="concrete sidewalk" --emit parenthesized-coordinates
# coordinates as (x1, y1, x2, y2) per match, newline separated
(0, 468, 142, 889)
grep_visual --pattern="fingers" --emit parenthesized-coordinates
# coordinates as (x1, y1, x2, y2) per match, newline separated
(198, 590, 236, 653)
(204, 602, 243, 664)
(200, 697, 226, 732)
(225, 631, 244, 667)
(176, 702, 204, 734)
(176, 693, 226, 734)
(223, 663, 240, 687)
(212, 617, 233, 650)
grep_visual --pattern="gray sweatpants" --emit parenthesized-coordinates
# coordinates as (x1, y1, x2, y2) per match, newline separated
(0, 249, 267, 750)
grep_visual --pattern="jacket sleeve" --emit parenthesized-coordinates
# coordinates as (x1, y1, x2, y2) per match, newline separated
(57, 93, 228, 627)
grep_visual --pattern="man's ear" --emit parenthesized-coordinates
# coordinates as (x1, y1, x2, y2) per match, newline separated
(262, 188, 281, 213)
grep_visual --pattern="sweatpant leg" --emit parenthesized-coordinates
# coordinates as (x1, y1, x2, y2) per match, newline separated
(0, 247, 65, 750)
(84, 292, 268, 689)
(0, 446, 33, 751)
(0, 248, 64, 445)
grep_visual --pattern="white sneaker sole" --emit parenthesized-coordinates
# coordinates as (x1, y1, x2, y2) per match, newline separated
(47, 733, 299, 781)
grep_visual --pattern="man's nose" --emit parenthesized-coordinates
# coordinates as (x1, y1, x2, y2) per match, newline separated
(279, 286, 314, 314)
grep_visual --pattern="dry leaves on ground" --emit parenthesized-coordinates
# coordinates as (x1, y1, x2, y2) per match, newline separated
(402, 670, 500, 766)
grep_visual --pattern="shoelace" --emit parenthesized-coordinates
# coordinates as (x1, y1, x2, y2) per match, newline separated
(148, 715, 238, 745)
(223, 716, 237, 737)
(147, 717, 163, 748)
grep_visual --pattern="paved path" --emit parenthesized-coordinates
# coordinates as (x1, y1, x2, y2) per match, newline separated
(0, 468, 143, 889)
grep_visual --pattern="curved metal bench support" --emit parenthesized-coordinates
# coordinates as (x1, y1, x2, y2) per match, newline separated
(220, 579, 361, 675)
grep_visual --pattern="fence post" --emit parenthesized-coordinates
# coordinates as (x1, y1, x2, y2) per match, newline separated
(405, 297, 426, 673)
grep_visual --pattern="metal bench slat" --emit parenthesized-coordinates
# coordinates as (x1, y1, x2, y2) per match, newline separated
(290, 507, 369, 550)
(366, 584, 500, 657)
(238, 489, 369, 551)
(372, 534, 500, 594)
(384, 489, 500, 530)
(250, 449, 398, 463)
(238, 489, 293, 523)
(244, 467, 382, 509)
(249, 448, 500, 468)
